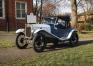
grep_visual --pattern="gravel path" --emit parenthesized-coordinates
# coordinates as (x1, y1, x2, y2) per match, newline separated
(0, 47, 38, 64)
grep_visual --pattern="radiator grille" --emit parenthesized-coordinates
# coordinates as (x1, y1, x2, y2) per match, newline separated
(26, 27, 31, 37)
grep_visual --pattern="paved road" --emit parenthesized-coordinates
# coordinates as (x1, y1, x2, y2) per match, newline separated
(0, 47, 38, 64)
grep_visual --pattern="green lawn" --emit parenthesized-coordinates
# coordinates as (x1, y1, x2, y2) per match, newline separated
(79, 31, 93, 39)
(0, 40, 15, 48)
(0, 31, 93, 66)
(1, 42, 93, 66)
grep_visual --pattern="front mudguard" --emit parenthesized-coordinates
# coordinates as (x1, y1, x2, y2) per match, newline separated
(33, 29, 58, 39)
(16, 29, 25, 34)
(32, 29, 45, 39)
(33, 29, 54, 43)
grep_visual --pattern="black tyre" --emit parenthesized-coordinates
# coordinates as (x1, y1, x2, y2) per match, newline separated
(33, 34, 46, 52)
(69, 32, 79, 46)
(16, 33, 28, 49)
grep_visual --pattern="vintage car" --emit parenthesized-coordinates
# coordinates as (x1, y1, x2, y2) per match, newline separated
(16, 15, 79, 52)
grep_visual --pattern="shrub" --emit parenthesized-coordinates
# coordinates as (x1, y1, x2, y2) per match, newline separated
(83, 23, 92, 31)
(77, 23, 84, 32)
(86, 17, 93, 24)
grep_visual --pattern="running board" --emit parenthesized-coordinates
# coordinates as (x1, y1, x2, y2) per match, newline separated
(59, 37, 69, 41)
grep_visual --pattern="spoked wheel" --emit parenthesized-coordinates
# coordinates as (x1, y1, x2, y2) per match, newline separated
(33, 34, 46, 52)
(69, 32, 79, 46)
(16, 33, 28, 49)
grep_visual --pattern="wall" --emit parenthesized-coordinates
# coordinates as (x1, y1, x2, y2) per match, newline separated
(0, 0, 33, 31)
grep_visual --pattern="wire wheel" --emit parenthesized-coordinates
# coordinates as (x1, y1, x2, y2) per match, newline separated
(16, 33, 28, 49)
(33, 34, 46, 52)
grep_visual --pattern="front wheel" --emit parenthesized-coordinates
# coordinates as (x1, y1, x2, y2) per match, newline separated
(33, 34, 46, 52)
(16, 33, 28, 49)
(69, 32, 79, 46)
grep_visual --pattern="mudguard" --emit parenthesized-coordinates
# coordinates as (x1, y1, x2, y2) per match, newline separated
(16, 29, 25, 34)
(33, 29, 43, 34)
(33, 29, 77, 41)
(33, 29, 61, 40)
(66, 29, 77, 39)
(33, 29, 50, 36)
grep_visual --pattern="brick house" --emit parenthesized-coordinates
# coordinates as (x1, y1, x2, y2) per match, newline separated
(0, 0, 33, 31)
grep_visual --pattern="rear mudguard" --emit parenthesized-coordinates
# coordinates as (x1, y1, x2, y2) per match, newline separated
(67, 29, 77, 40)
(16, 29, 25, 34)
(33, 29, 77, 41)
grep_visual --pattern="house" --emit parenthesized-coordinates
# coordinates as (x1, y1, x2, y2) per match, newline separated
(0, 0, 33, 31)
(78, 12, 93, 22)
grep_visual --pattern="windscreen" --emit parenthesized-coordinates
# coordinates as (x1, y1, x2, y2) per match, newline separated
(43, 17, 57, 24)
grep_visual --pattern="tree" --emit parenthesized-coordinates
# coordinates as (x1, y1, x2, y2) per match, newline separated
(42, 1, 56, 16)
(42, 0, 66, 16)
(70, 0, 78, 28)
(78, 0, 92, 22)
(33, 0, 57, 22)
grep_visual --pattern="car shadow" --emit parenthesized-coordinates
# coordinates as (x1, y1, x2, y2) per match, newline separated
(44, 39, 93, 52)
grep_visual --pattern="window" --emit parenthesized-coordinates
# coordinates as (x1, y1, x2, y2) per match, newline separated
(0, 0, 5, 18)
(16, 2, 27, 19)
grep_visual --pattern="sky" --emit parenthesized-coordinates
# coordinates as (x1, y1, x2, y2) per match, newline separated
(53, 0, 88, 14)
(55, 0, 71, 14)
(33, 0, 71, 14)
(33, 0, 89, 15)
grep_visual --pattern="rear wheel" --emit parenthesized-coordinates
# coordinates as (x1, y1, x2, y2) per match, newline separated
(69, 32, 79, 46)
(33, 34, 46, 52)
(16, 33, 28, 49)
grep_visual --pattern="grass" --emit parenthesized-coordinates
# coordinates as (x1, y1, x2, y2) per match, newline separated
(1, 42, 93, 66)
(0, 40, 15, 48)
(79, 31, 93, 39)
(0, 31, 93, 66)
